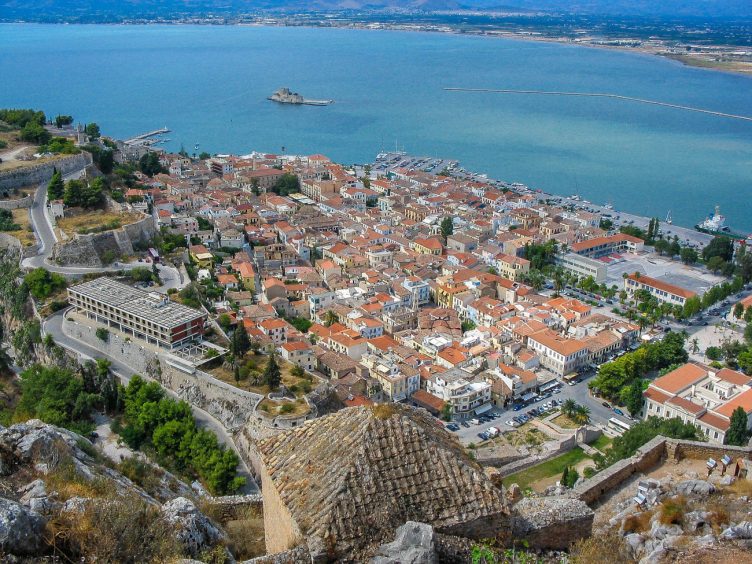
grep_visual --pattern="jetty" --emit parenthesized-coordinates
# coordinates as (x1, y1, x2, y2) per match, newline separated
(124, 127, 171, 146)
(443, 88, 752, 122)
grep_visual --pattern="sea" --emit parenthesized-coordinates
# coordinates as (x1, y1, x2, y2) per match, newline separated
(1, 24, 751, 231)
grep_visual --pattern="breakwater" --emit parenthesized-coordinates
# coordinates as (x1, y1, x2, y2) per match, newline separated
(444, 88, 752, 122)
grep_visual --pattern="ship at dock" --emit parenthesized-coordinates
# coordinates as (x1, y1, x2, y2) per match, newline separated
(268, 87, 333, 106)
(695, 205, 746, 239)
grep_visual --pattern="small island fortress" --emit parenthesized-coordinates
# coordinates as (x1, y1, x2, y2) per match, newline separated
(268, 87, 333, 106)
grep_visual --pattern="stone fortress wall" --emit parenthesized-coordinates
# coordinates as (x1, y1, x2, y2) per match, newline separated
(572, 436, 752, 505)
(0, 153, 92, 191)
(52, 213, 157, 267)
(0, 195, 33, 210)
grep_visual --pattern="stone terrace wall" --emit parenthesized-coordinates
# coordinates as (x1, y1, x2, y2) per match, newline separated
(0, 153, 92, 191)
(202, 494, 263, 522)
(571, 436, 752, 506)
(669, 439, 752, 463)
(52, 214, 156, 267)
(572, 436, 667, 505)
(497, 435, 578, 478)
(0, 195, 32, 210)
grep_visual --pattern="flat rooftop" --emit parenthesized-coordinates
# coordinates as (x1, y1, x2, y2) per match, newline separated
(69, 277, 204, 328)
(605, 253, 724, 296)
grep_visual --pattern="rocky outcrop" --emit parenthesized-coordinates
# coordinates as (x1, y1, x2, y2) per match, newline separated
(511, 497, 594, 550)
(0, 496, 46, 555)
(372, 522, 437, 564)
(161, 497, 227, 558)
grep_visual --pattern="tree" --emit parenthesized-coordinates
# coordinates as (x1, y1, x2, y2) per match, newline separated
(561, 466, 579, 488)
(231, 327, 250, 358)
(323, 310, 339, 327)
(734, 303, 745, 319)
(441, 402, 452, 422)
(218, 314, 232, 332)
(80, 177, 104, 208)
(20, 121, 50, 144)
(15, 364, 97, 435)
(54, 115, 73, 128)
(573, 405, 591, 424)
(290, 365, 305, 378)
(724, 407, 749, 446)
(702, 237, 734, 263)
(139, 152, 165, 176)
(270, 173, 299, 196)
(23, 267, 66, 300)
(745, 307, 752, 324)
(47, 169, 64, 200)
(85, 122, 101, 139)
(680, 247, 698, 265)
(199, 151, 210, 160)
(624, 380, 645, 417)
(561, 399, 578, 418)
(705, 346, 722, 361)
(263, 353, 281, 390)
(706, 256, 726, 274)
(605, 417, 701, 464)
(440, 216, 454, 241)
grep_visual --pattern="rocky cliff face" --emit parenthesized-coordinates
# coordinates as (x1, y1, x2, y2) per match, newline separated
(0, 420, 229, 560)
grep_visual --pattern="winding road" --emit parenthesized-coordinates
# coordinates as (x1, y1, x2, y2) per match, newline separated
(43, 310, 258, 493)
(21, 170, 186, 291)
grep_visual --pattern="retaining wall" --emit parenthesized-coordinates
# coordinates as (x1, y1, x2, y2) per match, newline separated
(498, 435, 578, 478)
(0, 195, 32, 210)
(52, 213, 156, 267)
(62, 311, 262, 432)
(0, 153, 92, 191)
(572, 436, 752, 506)
(203, 494, 263, 522)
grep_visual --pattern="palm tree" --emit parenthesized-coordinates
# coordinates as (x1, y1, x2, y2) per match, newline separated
(691, 338, 699, 354)
(323, 310, 339, 327)
(573, 405, 591, 424)
(562, 399, 578, 418)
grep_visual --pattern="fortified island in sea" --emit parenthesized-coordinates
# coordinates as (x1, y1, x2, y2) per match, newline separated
(268, 87, 333, 106)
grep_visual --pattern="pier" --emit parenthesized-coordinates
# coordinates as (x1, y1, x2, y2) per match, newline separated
(443, 88, 752, 122)
(124, 127, 170, 145)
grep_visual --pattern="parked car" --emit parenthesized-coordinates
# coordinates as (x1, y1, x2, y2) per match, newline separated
(614, 408, 625, 417)
(602, 401, 612, 409)
(461, 421, 470, 428)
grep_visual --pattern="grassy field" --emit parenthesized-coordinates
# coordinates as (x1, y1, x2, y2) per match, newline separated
(207, 353, 317, 397)
(2, 208, 36, 247)
(57, 210, 143, 236)
(588, 434, 613, 453)
(501, 447, 590, 491)
(551, 413, 580, 429)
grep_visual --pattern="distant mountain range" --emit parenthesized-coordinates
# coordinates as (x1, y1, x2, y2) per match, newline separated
(1, 0, 750, 20)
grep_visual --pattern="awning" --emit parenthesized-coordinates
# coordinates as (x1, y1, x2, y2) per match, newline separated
(475, 403, 493, 415)
(521, 392, 538, 402)
(539, 381, 559, 393)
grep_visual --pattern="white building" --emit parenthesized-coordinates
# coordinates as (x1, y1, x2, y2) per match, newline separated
(426, 367, 493, 420)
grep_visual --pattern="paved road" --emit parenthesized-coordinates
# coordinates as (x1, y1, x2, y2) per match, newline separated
(44, 310, 258, 493)
(20, 172, 185, 289)
(453, 372, 626, 445)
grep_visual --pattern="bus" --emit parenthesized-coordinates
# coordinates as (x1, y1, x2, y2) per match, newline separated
(608, 417, 632, 436)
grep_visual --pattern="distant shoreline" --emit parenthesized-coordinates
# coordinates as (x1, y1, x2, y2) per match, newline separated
(2, 18, 750, 77)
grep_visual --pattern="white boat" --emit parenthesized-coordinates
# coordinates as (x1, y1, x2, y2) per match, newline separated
(666, 210, 672, 225)
(698, 205, 727, 232)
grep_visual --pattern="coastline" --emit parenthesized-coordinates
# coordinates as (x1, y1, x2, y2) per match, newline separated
(2, 19, 751, 77)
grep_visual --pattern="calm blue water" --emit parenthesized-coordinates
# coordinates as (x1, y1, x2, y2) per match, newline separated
(1, 24, 751, 230)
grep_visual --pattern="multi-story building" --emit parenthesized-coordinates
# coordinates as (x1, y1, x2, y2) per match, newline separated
(280, 341, 315, 372)
(527, 330, 589, 376)
(625, 273, 697, 307)
(556, 252, 607, 284)
(361, 353, 420, 402)
(643, 363, 752, 444)
(570, 234, 644, 259)
(426, 367, 493, 420)
(494, 253, 530, 282)
(68, 278, 206, 349)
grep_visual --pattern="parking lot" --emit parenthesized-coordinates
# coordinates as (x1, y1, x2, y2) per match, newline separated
(604, 253, 724, 296)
